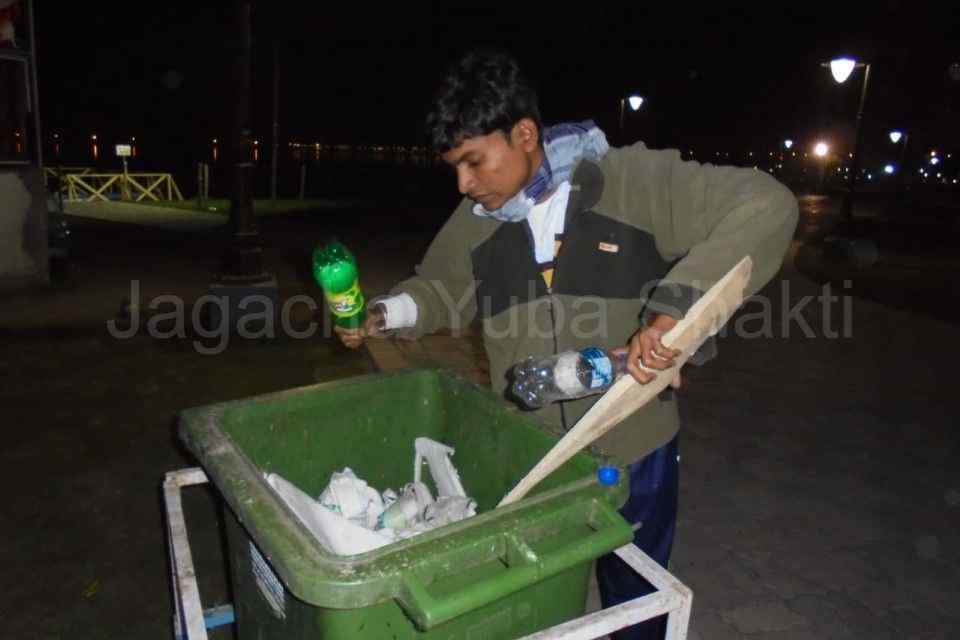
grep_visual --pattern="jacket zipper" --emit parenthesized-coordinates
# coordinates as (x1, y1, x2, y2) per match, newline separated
(546, 254, 570, 431)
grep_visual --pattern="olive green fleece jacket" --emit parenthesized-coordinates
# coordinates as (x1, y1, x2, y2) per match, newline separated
(391, 142, 799, 463)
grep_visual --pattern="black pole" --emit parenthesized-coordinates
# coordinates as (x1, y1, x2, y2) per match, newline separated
(618, 98, 625, 144)
(271, 43, 280, 201)
(209, 0, 278, 338)
(842, 63, 872, 224)
(27, 0, 43, 168)
(221, 0, 265, 280)
(895, 132, 910, 205)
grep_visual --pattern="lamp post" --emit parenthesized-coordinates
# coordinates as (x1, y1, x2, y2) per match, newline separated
(889, 130, 909, 171)
(814, 141, 830, 192)
(618, 94, 644, 143)
(823, 57, 871, 224)
(211, 0, 278, 336)
(889, 129, 909, 203)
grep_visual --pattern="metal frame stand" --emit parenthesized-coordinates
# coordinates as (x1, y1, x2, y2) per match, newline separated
(164, 468, 692, 640)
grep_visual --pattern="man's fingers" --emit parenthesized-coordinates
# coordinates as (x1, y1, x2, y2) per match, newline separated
(652, 339, 681, 361)
(334, 325, 358, 336)
(625, 336, 656, 384)
(640, 335, 673, 370)
(627, 359, 657, 384)
(334, 324, 367, 349)
(342, 333, 364, 349)
(364, 317, 382, 338)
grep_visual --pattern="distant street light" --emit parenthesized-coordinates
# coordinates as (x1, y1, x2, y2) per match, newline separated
(829, 58, 857, 83)
(888, 130, 910, 200)
(822, 56, 872, 223)
(784, 139, 794, 149)
(814, 141, 830, 192)
(618, 93, 645, 142)
(884, 164, 895, 175)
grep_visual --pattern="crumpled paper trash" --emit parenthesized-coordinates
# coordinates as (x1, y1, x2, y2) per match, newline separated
(264, 438, 477, 556)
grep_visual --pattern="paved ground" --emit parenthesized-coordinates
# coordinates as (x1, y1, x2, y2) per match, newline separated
(2, 195, 958, 638)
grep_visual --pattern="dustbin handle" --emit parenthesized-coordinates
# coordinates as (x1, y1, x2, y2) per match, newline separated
(397, 498, 628, 630)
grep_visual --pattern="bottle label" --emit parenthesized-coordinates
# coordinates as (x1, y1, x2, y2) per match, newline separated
(325, 281, 365, 318)
(581, 347, 613, 389)
(554, 352, 586, 396)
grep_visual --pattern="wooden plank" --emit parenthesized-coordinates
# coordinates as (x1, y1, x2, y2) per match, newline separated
(499, 256, 753, 507)
(135, 176, 167, 202)
(71, 174, 118, 202)
(61, 172, 184, 202)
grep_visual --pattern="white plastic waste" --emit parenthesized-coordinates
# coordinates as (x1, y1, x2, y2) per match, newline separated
(264, 472, 395, 555)
(414, 437, 468, 498)
(424, 496, 477, 528)
(378, 482, 434, 530)
(319, 468, 384, 530)
(263, 438, 477, 556)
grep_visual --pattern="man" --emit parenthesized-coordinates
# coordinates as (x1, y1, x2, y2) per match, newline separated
(337, 50, 798, 639)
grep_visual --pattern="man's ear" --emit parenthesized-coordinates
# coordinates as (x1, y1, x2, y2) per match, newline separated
(511, 118, 540, 152)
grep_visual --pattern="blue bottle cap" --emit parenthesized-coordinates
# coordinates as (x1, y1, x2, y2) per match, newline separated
(597, 466, 620, 486)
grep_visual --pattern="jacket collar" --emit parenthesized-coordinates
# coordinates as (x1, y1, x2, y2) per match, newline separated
(565, 158, 605, 222)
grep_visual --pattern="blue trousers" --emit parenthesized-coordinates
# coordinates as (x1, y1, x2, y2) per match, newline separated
(596, 436, 679, 640)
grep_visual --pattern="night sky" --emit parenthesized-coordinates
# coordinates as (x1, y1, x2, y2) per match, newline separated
(33, 2, 960, 164)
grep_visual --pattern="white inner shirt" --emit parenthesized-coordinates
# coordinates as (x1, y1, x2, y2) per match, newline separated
(380, 181, 572, 330)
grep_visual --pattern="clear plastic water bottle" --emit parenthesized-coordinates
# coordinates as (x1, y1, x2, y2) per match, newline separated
(510, 347, 629, 409)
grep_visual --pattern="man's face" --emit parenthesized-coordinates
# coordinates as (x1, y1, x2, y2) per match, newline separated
(440, 119, 542, 212)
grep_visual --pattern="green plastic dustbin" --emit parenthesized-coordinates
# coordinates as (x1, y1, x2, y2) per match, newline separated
(178, 369, 632, 639)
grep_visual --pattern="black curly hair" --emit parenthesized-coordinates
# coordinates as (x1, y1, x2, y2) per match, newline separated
(425, 49, 542, 153)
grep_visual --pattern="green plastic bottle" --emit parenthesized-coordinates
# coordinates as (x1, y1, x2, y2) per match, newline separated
(312, 240, 367, 329)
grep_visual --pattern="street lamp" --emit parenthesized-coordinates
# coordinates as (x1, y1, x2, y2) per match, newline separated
(784, 139, 794, 149)
(618, 93, 644, 142)
(823, 56, 872, 223)
(829, 58, 857, 83)
(888, 130, 910, 200)
(814, 141, 830, 192)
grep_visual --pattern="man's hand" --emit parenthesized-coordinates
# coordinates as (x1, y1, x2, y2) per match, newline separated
(334, 303, 386, 350)
(623, 314, 682, 389)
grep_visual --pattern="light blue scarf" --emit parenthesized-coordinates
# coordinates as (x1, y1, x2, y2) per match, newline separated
(472, 120, 609, 222)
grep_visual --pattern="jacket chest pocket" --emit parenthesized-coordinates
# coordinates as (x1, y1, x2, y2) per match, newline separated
(555, 212, 672, 300)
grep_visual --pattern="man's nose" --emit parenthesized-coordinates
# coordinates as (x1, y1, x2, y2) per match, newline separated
(456, 167, 475, 195)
